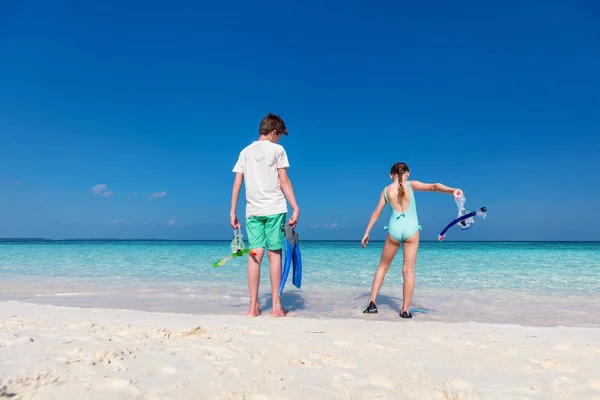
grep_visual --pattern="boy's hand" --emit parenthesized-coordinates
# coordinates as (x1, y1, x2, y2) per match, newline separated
(453, 188, 464, 198)
(288, 208, 299, 228)
(230, 214, 240, 229)
(361, 234, 370, 248)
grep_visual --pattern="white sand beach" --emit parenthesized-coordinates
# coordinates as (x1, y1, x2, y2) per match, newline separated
(1, 302, 599, 399)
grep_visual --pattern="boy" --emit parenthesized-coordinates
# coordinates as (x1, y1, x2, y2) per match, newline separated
(230, 113, 300, 317)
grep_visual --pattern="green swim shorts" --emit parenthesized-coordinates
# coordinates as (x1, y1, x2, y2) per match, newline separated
(246, 213, 286, 250)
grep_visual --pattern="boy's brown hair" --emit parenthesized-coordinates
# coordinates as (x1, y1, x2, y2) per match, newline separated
(259, 113, 288, 136)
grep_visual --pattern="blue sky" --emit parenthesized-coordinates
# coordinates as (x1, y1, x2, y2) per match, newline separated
(1, 0, 599, 240)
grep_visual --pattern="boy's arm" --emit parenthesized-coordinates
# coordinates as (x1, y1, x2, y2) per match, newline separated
(230, 172, 243, 229)
(410, 180, 463, 197)
(278, 168, 299, 227)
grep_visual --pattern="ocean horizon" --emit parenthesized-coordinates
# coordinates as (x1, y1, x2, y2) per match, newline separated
(2, 238, 599, 243)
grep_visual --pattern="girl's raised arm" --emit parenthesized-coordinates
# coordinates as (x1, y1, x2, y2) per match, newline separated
(409, 180, 463, 198)
(361, 190, 386, 247)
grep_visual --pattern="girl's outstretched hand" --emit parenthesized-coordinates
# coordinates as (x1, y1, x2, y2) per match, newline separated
(453, 188, 464, 198)
(361, 234, 370, 248)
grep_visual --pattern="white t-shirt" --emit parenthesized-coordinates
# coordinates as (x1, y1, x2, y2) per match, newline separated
(232, 140, 290, 218)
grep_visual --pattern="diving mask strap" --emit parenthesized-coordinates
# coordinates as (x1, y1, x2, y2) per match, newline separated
(231, 228, 245, 254)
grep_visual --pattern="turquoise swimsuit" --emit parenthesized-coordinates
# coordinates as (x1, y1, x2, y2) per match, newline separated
(383, 183, 422, 242)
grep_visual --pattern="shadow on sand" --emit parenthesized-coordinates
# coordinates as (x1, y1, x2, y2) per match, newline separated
(260, 291, 306, 313)
(354, 292, 434, 316)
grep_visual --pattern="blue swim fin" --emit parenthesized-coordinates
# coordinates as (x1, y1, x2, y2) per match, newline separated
(292, 236, 302, 289)
(279, 235, 293, 297)
(278, 223, 301, 296)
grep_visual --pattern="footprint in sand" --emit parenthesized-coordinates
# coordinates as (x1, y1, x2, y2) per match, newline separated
(368, 375, 395, 390)
(589, 379, 600, 391)
(529, 358, 577, 373)
(237, 327, 268, 336)
(333, 339, 353, 347)
(100, 378, 139, 396)
(491, 347, 519, 360)
(446, 378, 473, 391)
(154, 365, 177, 375)
(60, 334, 95, 343)
(331, 374, 395, 398)
(4, 335, 35, 346)
(246, 394, 276, 400)
(3, 371, 60, 390)
(550, 376, 578, 394)
(441, 379, 480, 400)
(461, 340, 490, 350)
(65, 322, 99, 330)
(287, 357, 318, 367)
(3, 318, 39, 330)
(111, 325, 206, 344)
(483, 333, 499, 343)
(394, 336, 412, 346)
(441, 389, 480, 400)
(0, 386, 17, 398)
(79, 348, 139, 372)
(315, 354, 356, 369)
(553, 343, 573, 351)
(429, 335, 444, 344)
(181, 326, 206, 338)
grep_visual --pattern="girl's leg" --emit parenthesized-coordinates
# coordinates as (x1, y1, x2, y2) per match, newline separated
(401, 231, 420, 315)
(368, 234, 401, 304)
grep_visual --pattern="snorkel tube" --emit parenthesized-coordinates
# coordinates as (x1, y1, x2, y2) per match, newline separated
(213, 228, 257, 267)
(438, 195, 487, 241)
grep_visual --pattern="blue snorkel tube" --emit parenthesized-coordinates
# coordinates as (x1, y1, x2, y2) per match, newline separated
(438, 195, 487, 241)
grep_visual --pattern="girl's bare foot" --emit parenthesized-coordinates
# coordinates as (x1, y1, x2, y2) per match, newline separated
(248, 304, 261, 317)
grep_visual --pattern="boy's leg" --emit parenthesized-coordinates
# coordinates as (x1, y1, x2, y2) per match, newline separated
(246, 216, 267, 317)
(267, 249, 286, 316)
(265, 213, 287, 317)
(247, 248, 264, 316)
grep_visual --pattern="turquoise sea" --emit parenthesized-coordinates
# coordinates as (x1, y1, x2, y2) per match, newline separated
(1, 240, 599, 327)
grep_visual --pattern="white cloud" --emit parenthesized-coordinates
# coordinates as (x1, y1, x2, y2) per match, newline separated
(107, 218, 127, 225)
(149, 191, 168, 199)
(102, 218, 181, 227)
(323, 223, 342, 229)
(312, 222, 342, 229)
(91, 184, 106, 195)
(91, 184, 112, 197)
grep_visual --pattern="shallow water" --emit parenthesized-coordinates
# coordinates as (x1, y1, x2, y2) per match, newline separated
(1, 240, 599, 327)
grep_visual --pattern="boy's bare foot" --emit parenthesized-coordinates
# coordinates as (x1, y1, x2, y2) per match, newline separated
(248, 305, 261, 317)
(271, 306, 289, 317)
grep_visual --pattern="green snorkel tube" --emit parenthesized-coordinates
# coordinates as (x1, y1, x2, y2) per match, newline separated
(213, 228, 256, 267)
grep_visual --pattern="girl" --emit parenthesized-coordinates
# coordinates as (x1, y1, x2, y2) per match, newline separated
(361, 162, 463, 318)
